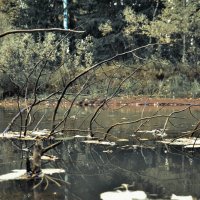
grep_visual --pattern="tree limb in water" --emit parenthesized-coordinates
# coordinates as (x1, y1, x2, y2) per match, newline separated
(42, 141, 62, 155)
(104, 115, 184, 140)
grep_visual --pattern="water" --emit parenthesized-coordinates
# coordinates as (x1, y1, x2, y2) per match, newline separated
(0, 106, 200, 199)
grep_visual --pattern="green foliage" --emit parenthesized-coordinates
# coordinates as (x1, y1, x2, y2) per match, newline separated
(75, 35, 94, 68)
(143, 0, 197, 41)
(47, 35, 95, 92)
(0, 13, 12, 34)
(0, 33, 59, 96)
(191, 80, 200, 98)
(143, 0, 200, 62)
(16, 0, 63, 28)
(165, 75, 191, 98)
(0, 0, 200, 98)
(0, 0, 21, 26)
(123, 6, 148, 36)
(98, 20, 113, 36)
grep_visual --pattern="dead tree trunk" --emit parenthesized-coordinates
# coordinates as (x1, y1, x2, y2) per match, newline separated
(26, 140, 62, 176)
(32, 139, 43, 175)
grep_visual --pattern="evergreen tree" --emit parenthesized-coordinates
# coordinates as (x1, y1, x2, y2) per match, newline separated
(143, 0, 200, 64)
(16, 0, 63, 28)
(68, 0, 160, 61)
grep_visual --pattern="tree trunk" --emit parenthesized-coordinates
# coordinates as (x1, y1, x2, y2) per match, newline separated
(32, 139, 43, 175)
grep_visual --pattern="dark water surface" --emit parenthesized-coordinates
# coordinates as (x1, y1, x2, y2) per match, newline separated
(0, 106, 200, 199)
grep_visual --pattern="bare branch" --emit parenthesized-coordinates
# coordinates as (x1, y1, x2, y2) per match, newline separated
(0, 28, 84, 38)
(42, 141, 62, 155)
(51, 43, 159, 131)
(105, 115, 183, 139)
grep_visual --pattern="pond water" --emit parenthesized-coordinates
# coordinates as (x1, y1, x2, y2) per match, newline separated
(0, 106, 200, 199)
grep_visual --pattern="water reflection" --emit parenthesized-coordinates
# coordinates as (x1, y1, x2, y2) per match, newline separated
(0, 139, 200, 199)
(0, 106, 200, 199)
(1, 106, 200, 138)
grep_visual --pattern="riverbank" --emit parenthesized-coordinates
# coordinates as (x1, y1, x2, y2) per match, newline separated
(1, 96, 200, 109)
(109, 96, 200, 107)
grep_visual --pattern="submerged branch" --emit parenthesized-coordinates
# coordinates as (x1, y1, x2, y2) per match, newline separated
(42, 141, 62, 155)
(105, 115, 183, 139)
(2, 91, 59, 134)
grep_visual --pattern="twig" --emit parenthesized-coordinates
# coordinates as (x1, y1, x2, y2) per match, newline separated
(42, 141, 63, 155)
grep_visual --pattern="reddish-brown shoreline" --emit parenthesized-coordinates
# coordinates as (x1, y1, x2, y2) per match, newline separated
(109, 97, 200, 107)
(0, 97, 200, 108)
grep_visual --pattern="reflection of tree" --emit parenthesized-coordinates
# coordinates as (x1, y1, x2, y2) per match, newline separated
(59, 141, 200, 199)
(55, 141, 164, 199)
(0, 136, 200, 198)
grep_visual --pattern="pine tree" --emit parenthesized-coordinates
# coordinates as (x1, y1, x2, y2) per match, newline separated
(143, 0, 200, 64)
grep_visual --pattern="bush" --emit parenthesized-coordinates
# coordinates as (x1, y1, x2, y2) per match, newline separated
(0, 33, 58, 97)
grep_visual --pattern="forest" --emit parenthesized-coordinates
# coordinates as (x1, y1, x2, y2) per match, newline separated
(0, 0, 200, 99)
(0, 1, 200, 200)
